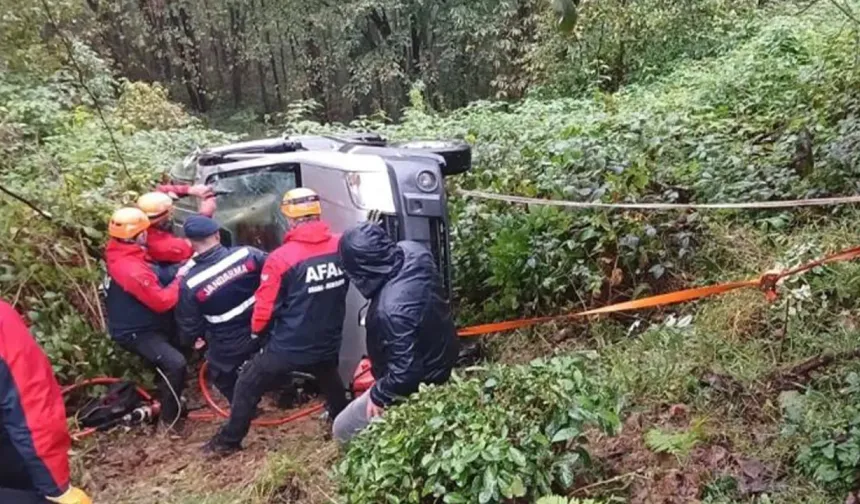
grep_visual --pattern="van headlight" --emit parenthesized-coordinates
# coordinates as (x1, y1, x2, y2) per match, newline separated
(344, 171, 396, 213)
(416, 170, 438, 192)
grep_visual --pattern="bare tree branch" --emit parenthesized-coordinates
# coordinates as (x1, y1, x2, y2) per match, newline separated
(0, 183, 53, 220)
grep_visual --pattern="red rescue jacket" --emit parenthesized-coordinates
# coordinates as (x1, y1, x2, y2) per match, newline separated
(104, 240, 181, 341)
(251, 221, 349, 364)
(146, 226, 194, 264)
(146, 184, 217, 264)
(0, 300, 71, 498)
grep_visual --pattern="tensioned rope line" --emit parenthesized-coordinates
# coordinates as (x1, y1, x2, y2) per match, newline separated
(459, 189, 860, 210)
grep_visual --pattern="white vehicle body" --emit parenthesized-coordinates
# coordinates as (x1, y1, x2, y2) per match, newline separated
(168, 134, 468, 383)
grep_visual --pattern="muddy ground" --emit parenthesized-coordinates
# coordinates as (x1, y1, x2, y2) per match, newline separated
(74, 413, 339, 503)
(74, 403, 783, 503)
(69, 374, 340, 504)
(582, 405, 784, 504)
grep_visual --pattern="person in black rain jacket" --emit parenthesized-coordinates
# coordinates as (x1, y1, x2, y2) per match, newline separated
(174, 215, 268, 402)
(332, 221, 458, 443)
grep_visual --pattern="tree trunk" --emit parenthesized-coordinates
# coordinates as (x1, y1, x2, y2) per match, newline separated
(305, 27, 327, 118)
(276, 20, 290, 101)
(259, 0, 283, 109)
(257, 60, 271, 113)
(165, 0, 208, 112)
(137, 0, 174, 81)
(228, 6, 245, 107)
(202, 0, 227, 98)
(409, 14, 421, 77)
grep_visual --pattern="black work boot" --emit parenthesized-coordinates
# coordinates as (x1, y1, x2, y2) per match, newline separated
(202, 434, 241, 457)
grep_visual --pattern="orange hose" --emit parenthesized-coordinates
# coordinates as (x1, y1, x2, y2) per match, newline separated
(66, 366, 325, 440)
(194, 361, 325, 426)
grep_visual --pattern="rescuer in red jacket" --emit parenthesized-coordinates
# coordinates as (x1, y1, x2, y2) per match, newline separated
(0, 300, 92, 504)
(103, 207, 189, 429)
(137, 184, 216, 265)
(203, 188, 349, 456)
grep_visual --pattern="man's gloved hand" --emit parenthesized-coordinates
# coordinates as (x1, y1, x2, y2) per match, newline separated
(187, 184, 214, 198)
(47, 486, 93, 504)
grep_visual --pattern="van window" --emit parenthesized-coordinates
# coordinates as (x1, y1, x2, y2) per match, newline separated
(208, 165, 299, 251)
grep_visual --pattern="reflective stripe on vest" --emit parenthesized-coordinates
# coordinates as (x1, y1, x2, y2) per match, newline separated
(187, 248, 250, 288)
(203, 296, 256, 324)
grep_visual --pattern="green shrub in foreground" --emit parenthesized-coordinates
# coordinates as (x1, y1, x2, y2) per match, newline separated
(784, 372, 860, 493)
(337, 355, 621, 503)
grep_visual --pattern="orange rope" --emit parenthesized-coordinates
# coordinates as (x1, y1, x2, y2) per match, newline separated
(457, 245, 860, 338)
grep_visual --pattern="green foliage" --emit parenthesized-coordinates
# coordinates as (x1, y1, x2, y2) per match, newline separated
(1, 47, 236, 383)
(644, 417, 707, 460)
(529, 0, 760, 96)
(370, 1, 860, 326)
(786, 372, 860, 493)
(337, 356, 621, 503)
(115, 81, 197, 132)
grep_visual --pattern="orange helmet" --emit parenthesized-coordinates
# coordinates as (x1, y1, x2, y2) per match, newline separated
(108, 207, 150, 240)
(281, 188, 321, 219)
(137, 192, 174, 224)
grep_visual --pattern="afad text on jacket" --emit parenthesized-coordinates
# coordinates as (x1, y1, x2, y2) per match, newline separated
(251, 220, 349, 365)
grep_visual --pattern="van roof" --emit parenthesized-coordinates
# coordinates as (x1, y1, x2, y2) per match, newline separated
(200, 150, 390, 179)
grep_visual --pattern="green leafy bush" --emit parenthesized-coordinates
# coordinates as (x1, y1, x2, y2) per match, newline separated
(337, 356, 621, 503)
(785, 373, 860, 492)
(371, 1, 860, 327)
(0, 52, 235, 383)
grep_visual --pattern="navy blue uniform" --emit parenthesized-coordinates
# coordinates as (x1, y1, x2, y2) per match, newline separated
(175, 244, 267, 401)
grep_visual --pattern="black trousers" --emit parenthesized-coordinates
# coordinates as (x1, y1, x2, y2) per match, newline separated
(0, 438, 49, 503)
(216, 350, 347, 446)
(119, 331, 187, 425)
(208, 365, 239, 404)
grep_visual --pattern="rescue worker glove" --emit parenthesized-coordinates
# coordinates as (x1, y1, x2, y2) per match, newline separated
(46, 486, 93, 504)
(187, 184, 214, 199)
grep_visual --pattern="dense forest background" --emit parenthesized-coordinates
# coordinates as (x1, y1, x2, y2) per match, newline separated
(4, 0, 757, 122)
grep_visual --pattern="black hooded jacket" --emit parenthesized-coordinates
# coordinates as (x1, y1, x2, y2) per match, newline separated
(339, 222, 458, 407)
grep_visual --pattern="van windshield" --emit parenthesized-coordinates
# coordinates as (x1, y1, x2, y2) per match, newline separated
(208, 166, 298, 251)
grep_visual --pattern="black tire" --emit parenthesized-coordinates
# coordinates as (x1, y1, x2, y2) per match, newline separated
(394, 140, 472, 176)
(330, 132, 388, 150)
